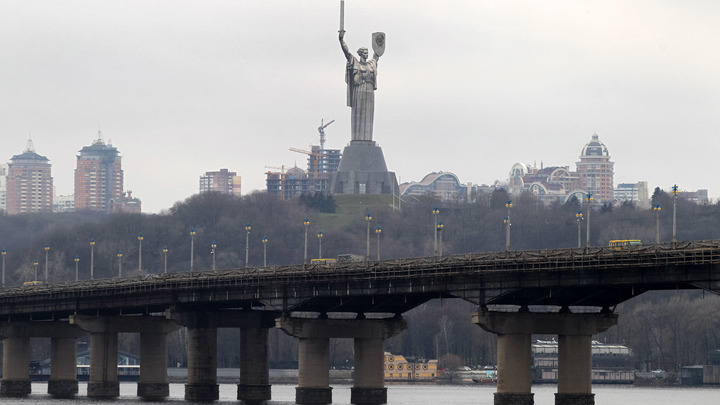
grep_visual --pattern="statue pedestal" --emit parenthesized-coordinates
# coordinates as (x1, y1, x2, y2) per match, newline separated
(330, 141, 398, 195)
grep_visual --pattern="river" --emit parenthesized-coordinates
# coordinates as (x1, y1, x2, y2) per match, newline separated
(9, 383, 720, 404)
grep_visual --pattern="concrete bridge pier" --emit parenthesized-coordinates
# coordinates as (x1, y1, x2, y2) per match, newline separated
(71, 314, 181, 400)
(185, 325, 219, 401)
(0, 336, 31, 397)
(278, 315, 407, 405)
(556, 334, 594, 405)
(184, 316, 219, 402)
(48, 337, 80, 398)
(297, 336, 332, 404)
(237, 316, 275, 404)
(351, 337, 387, 405)
(0, 322, 86, 398)
(87, 328, 120, 398)
(495, 333, 533, 405)
(473, 309, 618, 405)
(138, 329, 174, 400)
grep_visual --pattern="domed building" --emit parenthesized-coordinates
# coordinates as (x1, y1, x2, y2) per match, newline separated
(266, 165, 310, 200)
(576, 133, 614, 202)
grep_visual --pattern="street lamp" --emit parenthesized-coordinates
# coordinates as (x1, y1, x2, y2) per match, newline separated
(90, 238, 95, 280)
(137, 233, 144, 275)
(211, 240, 217, 271)
(375, 226, 382, 261)
(437, 222, 445, 256)
(1, 249, 6, 288)
(317, 231, 324, 259)
(74, 255, 80, 282)
(365, 212, 372, 264)
(33, 261, 39, 281)
(505, 200, 512, 251)
(163, 245, 169, 274)
(585, 193, 593, 248)
(672, 185, 679, 246)
(575, 210, 583, 248)
(262, 236, 268, 267)
(44, 244, 50, 282)
(303, 218, 310, 265)
(117, 250, 123, 278)
(433, 207, 440, 257)
(190, 227, 196, 275)
(653, 205, 662, 244)
(245, 223, 252, 268)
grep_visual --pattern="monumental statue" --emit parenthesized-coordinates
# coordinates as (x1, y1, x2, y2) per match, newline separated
(330, 1, 398, 198)
(339, 30, 385, 142)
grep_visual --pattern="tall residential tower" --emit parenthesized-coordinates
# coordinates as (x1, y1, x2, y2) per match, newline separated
(6, 139, 53, 214)
(74, 132, 123, 212)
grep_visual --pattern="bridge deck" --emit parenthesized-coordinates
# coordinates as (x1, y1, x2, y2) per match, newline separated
(0, 240, 719, 318)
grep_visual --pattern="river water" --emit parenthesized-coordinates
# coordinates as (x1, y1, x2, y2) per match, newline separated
(11, 383, 720, 405)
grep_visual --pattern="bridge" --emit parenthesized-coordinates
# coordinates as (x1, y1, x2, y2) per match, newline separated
(0, 240, 718, 404)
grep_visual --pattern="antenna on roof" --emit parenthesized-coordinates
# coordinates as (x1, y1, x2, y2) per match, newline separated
(25, 136, 35, 153)
(94, 130, 105, 145)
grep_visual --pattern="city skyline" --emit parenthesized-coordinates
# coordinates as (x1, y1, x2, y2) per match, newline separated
(2, 1, 719, 213)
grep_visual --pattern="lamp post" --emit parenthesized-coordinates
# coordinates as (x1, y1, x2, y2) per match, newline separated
(211, 240, 217, 271)
(117, 251, 123, 278)
(437, 222, 444, 256)
(137, 233, 143, 274)
(303, 218, 310, 265)
(585, 193, 593, 248)
(190, 227, 196, 275)
(317, 231, 324, 259)
(672, 185, 679, 246)
(74, 255, 79, 281)
(365, 212, 372, 264)
(33, 261, 39, 281)
(575, 210, 583, 248)
(433, 207, 440, 257)
(375, 226, 382, 261)
(505, 200, 512, 251)
(1, 249, 6, 288)
(262, 236, 268, 267)
(653, 205, 662, 244)
(245, 223, 252, 268)
(163, 245, 168, 274)
(44, 244, 50, 282)
(90, 238, 95, 280)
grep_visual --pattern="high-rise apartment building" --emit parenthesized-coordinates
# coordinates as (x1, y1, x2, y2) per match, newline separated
(576, 133, 614, 202)
(199, 169, 241, 196)
(74, 132, 123, 212)
(0, 164, 8, 212)
(6, 139, 53, 214)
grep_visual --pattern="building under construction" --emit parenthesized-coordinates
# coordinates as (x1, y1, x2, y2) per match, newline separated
(266, 120, 342, 199)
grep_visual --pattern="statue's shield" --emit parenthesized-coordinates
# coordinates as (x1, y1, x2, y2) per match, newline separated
(372, 32, 386, 57)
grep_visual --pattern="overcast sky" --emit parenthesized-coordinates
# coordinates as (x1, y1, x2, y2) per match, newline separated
(2, 1, 719, 213)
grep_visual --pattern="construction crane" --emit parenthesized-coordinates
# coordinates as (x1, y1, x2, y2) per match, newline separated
(289, 147, 324, 180)
(318, 119, 335, 151)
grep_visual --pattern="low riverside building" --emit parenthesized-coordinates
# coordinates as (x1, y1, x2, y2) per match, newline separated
(384, 352, 439, 382)
(532, 339, 635, 384)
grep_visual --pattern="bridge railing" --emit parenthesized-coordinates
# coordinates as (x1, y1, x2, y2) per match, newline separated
(2, 240, 720, 301)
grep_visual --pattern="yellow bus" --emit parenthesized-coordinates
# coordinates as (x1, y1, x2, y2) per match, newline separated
(608, 240, 642, 249)
(310, 258, 337, 266)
